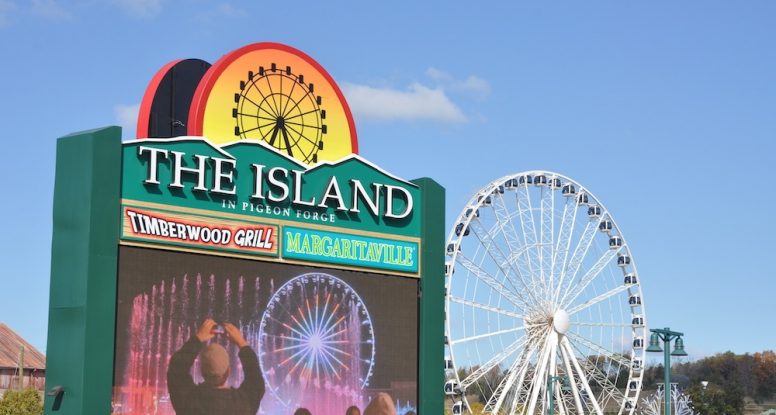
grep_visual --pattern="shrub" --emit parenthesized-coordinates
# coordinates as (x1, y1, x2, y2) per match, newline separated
(0, 388, 43, 415)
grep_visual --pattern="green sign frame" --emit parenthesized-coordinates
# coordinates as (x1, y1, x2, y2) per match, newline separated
(44, 127, 445, 414)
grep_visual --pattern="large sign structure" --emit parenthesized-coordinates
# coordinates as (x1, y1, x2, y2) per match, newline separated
(45, 43, 444, 415)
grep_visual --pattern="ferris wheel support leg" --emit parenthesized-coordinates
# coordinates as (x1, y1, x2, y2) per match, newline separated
(527, 334, 554, 414)
(555, 377, 568, 415)
(490, 342, 534, 414)
(544, 333, 559, 415)
(495, 343, 535, 414)
(562, 337, 604, 415)
(559, 338, 586, 415)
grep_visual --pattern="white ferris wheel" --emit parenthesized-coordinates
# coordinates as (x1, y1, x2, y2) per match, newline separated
(444, 171, 647, 415)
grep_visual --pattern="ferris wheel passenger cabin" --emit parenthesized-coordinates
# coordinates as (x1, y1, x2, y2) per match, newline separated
(625, 398, 636, 410)
(629, 295, 642, 306)
(505, 178, 519, 190)
(624, 273, 638, 285)
(478, 194, 492, 206)
(633, 337, 644, 348)
(445, 380, 462, 395)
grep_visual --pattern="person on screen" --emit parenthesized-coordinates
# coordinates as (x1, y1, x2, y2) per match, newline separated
(167, 318, 264, 414)
(346, 405, 361, 415)
(364, 393, 396, 415)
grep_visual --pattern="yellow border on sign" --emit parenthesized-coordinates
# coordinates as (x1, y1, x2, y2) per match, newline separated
(120, 199, 422, 278)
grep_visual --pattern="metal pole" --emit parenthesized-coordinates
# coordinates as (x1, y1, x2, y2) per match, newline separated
(663, 334, 671, 415)
(547, 376, 555, 415)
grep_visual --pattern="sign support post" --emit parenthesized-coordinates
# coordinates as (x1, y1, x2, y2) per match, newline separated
(414, 178, 445, 415)
(45, 126, 122, 414)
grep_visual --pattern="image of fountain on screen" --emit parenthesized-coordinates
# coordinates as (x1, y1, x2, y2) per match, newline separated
(112, 246, 419, 415)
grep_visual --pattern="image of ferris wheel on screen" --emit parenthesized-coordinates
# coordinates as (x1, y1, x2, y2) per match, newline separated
(112, 247, 419, 415)
(258, 272, 375, 413)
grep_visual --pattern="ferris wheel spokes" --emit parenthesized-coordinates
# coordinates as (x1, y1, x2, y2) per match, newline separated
(450, 325, 529, 347)
(567, 284, 632, 316)
(551, 196, 579, 298)
(459, 336, 528, 390)
(553, 212, 604, 306)
(491, 192, 538, 300)
(455, 254, 527, 309)
(464, 222, 542, 308)
(539, 185, 556, 297)
(515, 181, 542, 296)
(449, 295, 524, 320)
(559, 245, 623, 308)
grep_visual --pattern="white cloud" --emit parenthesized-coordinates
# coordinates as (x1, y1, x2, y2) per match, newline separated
(31, 0, 73, 20)
(114, 103, 139, 137)
(0, 0, 17, 27)
(114, 0, 161, 18)
(426, 67, 491, 99)
(342, 82, 466, 123)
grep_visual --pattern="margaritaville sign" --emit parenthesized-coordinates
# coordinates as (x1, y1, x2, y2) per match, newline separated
(44, 42, 444, 415)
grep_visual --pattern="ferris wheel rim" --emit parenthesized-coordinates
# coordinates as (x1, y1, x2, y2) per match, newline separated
(444, 170, 647, 415)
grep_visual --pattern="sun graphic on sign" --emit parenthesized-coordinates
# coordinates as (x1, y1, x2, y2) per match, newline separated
(188, 43, 358, 164)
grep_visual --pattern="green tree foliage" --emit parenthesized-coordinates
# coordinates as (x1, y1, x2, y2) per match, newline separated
(671, 351, 772, 404)
(0, 388, 44, 415)
(686, 383, 743, 415)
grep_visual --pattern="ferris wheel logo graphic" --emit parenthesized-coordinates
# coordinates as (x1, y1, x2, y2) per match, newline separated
(258, 273, 375, 410)
(233, 63, 327, 164)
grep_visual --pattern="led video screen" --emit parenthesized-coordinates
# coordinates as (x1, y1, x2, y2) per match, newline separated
(112, 246, 418, 415)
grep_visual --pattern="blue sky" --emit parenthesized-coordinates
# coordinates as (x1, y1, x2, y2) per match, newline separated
(0, 1, 774, 361)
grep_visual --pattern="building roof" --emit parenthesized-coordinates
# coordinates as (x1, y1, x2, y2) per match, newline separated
(0, 323, 46, 370)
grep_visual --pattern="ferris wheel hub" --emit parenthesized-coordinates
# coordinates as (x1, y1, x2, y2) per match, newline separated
(552, 309, 570, 334)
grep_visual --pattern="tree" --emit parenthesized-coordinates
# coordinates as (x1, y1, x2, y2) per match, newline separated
(686, 383, 744, 415)
(753, 351, 776, 401)
(0, 388, 44, 415)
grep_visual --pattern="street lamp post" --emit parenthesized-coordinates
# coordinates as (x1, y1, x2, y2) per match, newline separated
(646, 327, 687, 415)
(546, 375, 569, 415)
